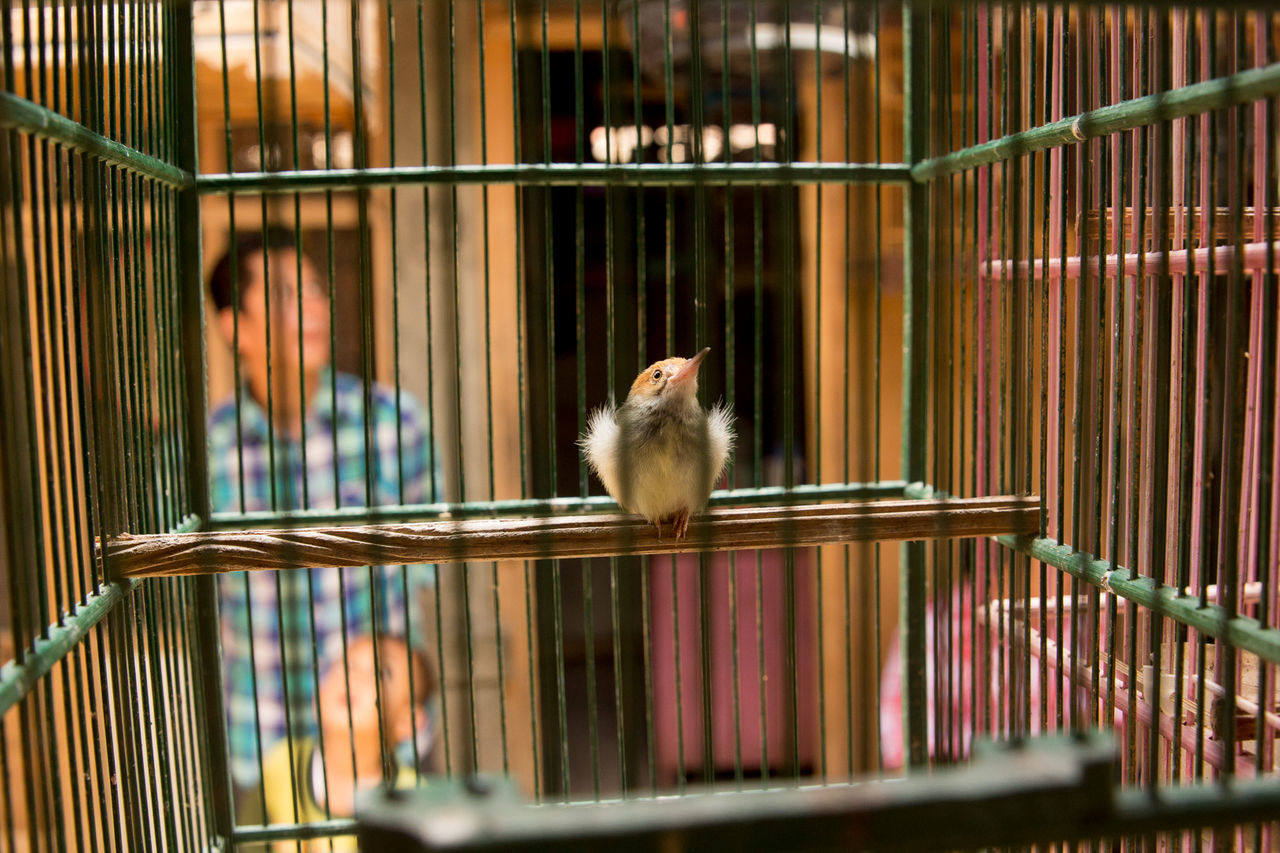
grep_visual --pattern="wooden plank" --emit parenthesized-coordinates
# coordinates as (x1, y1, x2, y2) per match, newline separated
(1081, 205, 1280, 246)
(106, 496, 1040, 578)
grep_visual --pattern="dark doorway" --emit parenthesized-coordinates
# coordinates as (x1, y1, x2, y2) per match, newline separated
(519, 45, 805, 798)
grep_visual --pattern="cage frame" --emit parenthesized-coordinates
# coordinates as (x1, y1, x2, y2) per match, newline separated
(3, 1, 1280, 850)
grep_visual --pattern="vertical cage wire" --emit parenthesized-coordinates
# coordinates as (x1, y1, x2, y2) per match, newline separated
(0, 0, 212, 850)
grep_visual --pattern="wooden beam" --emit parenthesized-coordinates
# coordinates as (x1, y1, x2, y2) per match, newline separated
(106, 496, 1040, 578)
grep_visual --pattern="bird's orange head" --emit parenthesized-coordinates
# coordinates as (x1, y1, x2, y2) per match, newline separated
(627, 347, 709, 403)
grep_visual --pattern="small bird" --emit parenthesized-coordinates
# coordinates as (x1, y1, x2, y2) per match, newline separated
(581, 347, 734, 540)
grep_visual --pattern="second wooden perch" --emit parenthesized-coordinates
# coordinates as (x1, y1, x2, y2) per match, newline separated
(106, 496, 1041, 578)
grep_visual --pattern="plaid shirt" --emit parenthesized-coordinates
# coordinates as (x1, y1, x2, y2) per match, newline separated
(209, 369, 440, 789)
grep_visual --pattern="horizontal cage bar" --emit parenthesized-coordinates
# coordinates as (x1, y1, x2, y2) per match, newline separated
(207, 481, 910, 530)
(912, 60, 1280, 180)
(0, 90, 194, 188)
(195, 161, 914, 195)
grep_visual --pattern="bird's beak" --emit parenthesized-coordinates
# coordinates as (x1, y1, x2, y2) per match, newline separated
(668, 347, 709, 390)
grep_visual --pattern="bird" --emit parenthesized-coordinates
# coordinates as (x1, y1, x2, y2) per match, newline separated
(581, 347, 734, 540)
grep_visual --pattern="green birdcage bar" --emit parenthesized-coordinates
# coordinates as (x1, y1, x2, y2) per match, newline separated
(197, 162, 911, 192)
(207, 480, 909, 528)
(912, 59, 1280, 181)
(900, 0, 931, 771)
(0, 91, 194, 188)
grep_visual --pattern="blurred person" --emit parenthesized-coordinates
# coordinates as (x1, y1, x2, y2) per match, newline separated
(206, 228, 440, 820)
(261, 635, 436, 851)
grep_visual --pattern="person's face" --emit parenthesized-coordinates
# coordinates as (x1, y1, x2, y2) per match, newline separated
(218, 248, 331, 390)
(319, 637, 421, 757)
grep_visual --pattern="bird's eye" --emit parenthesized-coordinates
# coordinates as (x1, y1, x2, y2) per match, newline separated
(651, 368, 662, 381)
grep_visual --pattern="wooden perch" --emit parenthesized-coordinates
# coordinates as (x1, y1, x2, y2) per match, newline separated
(105, 495, 1040, 578)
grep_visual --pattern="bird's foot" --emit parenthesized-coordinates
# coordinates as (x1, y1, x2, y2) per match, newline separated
(672, 510, 691, 541)
(653, 519, 663, 540)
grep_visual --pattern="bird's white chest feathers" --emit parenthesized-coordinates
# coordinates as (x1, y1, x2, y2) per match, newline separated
(581, 398, 733, 524)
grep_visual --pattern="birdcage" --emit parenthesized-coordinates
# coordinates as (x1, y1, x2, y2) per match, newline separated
(3, 1, 1280, 851)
